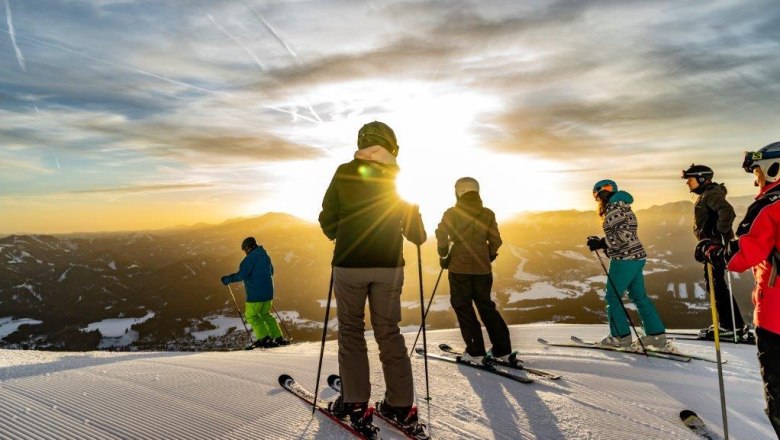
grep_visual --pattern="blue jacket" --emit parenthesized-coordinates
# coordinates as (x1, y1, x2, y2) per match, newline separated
(225, 246, 275, 302)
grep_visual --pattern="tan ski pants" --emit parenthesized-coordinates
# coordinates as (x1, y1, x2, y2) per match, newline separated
(333, 266, 414, 407)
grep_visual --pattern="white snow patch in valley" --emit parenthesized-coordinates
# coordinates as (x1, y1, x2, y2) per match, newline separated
(108, 261, 117, 270)
(190, 315, 246, 340)
(0, 317, 43, 338)
(14, 283, 42, 301)
(0, 324, 772, 439)
(58, 266, 72, 282)
(694, 282, 707, 299)
(586, 275, 607, 284)
(507, 282, 579, 302)
(402, 296, 451, 313)
(513, 255, 540, 281)
(82, 311, 155, 337)
(553, 250, 590, 261)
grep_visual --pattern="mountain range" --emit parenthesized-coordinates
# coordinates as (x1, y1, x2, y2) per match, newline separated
(0, 196, 759, 350)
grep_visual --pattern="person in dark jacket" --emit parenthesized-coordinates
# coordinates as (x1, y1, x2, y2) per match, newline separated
(318, 121, 427, 435)
(221, 237, 287, 348)
(681, 164, 747, 339)
(696, 142, 780, 436)
(435, 177, 512, 364)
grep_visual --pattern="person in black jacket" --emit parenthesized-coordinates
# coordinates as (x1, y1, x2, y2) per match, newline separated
(681, 164, 747, 339)
(318, 121, 427, 435)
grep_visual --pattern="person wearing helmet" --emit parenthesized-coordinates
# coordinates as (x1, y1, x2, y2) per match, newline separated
(586, 180, 667, 348)
(435, 177, 513, 365)
(681, 164, 747, 341)
(220, 237, 288, 348)
(696, 141, 780, 436)
(318, 121, 427, 435)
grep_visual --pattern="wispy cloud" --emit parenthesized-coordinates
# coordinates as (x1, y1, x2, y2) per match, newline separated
(4, 0, 25, 71)
(69, 183, 213, 194)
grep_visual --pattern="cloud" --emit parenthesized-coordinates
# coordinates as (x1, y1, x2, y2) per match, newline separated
(69, 183, 213, 194)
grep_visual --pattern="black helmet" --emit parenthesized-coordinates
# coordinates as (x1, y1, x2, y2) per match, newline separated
(357, 121, 399, 156)
(241, 237, 258, 252)
(680, 164, 714, 184)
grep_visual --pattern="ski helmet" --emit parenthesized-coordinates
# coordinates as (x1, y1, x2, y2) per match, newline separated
(592, 179, 617, 195)
(357, 121, 399, 156)
(455, 177, 480, 198)
(680, 164, 714, 184)
(241, 237, 258, 252)
(743, 141, 780, 183)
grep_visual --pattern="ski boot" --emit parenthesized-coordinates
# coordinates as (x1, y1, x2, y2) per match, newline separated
(376, 399, 429, 439)
(329, 397, 379, 438)
(458, 352, 486, 365)
(486, 349, 520, 366)
(737, 325, 755, 343)
(273, 336, 291, 346)
(636, 333, 668, 349)
(598, 334, 632, 348)
(250, 336, 278, 349)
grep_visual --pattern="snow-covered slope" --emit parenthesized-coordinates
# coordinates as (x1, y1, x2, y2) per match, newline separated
(0, 324, 772, 439)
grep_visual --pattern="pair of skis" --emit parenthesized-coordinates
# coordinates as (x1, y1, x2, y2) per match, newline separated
(278, 374, 429, 440)
(538, 336, 721, 363)
(433, 343, 562, 380)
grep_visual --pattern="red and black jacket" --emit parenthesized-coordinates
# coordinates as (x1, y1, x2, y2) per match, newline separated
(727, 180, 780, 335)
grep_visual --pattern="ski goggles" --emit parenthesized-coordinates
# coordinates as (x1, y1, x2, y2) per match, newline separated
(742, 150, 780, 173)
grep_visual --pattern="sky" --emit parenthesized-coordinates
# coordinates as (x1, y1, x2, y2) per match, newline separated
(1, 0, 779, 234)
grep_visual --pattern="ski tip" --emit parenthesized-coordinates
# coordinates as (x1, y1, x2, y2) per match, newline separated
(537, 338, 548, 344)
(415, 347, 425, 354)
(679, 409, 698, 420)
(439, 343, 451, 350)
(327, 374, 340, 387)
(278, 374, 293, 388)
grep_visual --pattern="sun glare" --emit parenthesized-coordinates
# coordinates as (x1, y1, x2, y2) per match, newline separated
(242, 80, 574, 227)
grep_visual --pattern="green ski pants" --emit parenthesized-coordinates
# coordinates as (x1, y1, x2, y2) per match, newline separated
(245, 300, 282, 340)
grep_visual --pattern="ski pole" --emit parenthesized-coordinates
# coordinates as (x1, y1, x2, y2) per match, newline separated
(593, 249, 648, 355)
(226, 285, 253, 343)
(707, 262, 729, 439)
(722, 236, 739, 344)
(272, 305, 293, 340)
(409, 267, 444, 356)
(417, 245, 431, 402)
(313, 268, 334, 415)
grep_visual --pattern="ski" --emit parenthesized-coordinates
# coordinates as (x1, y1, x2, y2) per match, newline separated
(536, 337, 691, 363)
(414, 347, 534, 383)
(680, 409, 717, 439)
(668, 332, 755, 345)
(438, 343, 561, 380)
(278, 374, 379, 440)
(326, 375, 430, 440)
(569, 336, 722, 364)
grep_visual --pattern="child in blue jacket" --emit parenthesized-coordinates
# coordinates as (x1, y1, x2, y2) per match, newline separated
(221, 237, 288, 348)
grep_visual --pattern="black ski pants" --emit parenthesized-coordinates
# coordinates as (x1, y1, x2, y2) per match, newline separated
(704, 264, 744, 330)
(757, 327, 780, 438)
(449, 272, 511, 357)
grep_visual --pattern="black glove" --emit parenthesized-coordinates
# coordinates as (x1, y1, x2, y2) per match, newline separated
(489, 254, 498, 262)
(438, 246, 449, 259)
(694, 239, 727, 267)
(439, 256, 450, 270)
(694, 239, 713, 263)
(586, 236, 607, 252)
(221, 276, 230, 286)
